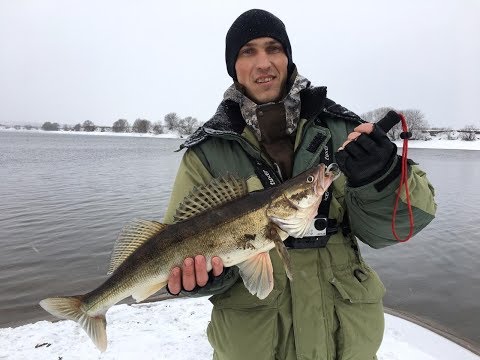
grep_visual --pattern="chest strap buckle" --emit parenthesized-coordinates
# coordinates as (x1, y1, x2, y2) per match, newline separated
(284, 219, 338, 249)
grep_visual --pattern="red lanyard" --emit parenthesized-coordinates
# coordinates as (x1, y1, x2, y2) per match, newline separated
(392, 113, 414, 241)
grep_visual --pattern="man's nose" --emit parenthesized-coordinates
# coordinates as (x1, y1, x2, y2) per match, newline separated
(255, 51, 271, 70)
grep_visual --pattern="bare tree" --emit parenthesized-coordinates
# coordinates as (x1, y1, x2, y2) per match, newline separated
(448, 130, 459, 140)
(362, 107, 403, 140)
(362, 107, 429, 140)
(112, 119, 130, 133)
(132, 118, 152, 133)
(82, 120, 96, 132)
(73, 123, 82, 131)
(41, 122, 60, 131)
(164, 112, 180, 131)
(460, 125, 478, 141)
(152, 121, 164, 134)
(178, 116, 199, 136)
(401, 109, 428, 130)
(361, 107, 394, 123)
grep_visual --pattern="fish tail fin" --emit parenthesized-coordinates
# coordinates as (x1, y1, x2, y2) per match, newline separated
(39, 296, 107, 352)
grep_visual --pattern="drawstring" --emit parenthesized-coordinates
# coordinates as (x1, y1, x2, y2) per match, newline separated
(392, 113, 414, 241)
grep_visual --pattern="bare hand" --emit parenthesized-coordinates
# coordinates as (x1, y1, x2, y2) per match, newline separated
(167, 255, 224, 295)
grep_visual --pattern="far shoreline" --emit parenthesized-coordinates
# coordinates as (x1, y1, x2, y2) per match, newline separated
(1, 128, 479, 151)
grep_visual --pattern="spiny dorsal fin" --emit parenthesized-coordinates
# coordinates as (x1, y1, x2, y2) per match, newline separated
(173, 174, 248, 222)
(108, 219, 167, 275)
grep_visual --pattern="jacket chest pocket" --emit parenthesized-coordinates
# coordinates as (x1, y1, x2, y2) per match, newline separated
(329, 265, 386, 303)
(329, 265, 386, 359)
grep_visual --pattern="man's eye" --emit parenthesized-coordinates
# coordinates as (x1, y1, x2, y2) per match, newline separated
(240, 48, 254, 56)
(267, 45, 283, 53)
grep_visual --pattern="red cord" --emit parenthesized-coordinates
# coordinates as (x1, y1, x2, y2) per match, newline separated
(392, 113, 414, 242)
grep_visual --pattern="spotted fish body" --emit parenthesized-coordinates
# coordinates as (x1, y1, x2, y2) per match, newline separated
(40, 163, 340, 352)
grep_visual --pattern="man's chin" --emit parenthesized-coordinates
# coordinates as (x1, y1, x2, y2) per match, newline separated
(250, 91, 282, 104)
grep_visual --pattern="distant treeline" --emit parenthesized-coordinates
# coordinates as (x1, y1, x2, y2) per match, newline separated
(38, 113, 200, 136)
(361, 107, 479, 141)
(3, 107, 478, 141)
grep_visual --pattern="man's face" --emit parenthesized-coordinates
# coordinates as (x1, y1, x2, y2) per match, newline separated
(235, 37, 288, 104)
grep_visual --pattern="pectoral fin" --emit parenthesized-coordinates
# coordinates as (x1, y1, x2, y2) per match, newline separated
(267, 223, 293, 281)
(237, 252, 273, 300)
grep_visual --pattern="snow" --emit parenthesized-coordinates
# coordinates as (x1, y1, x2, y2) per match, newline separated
(0, 128, 181, 139)
(1, 128, 480, 150)
(394, 139, 480, 151)
(0, 297, 478, 360)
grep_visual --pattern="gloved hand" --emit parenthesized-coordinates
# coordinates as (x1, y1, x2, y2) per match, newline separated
(335, 112, 400, 187)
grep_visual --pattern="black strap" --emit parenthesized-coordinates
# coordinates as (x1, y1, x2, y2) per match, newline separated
(249, 158, 281, 187)
(284, 131, 336, 249)
(249, 120, 338, 249)
(317, 137, 333, 218)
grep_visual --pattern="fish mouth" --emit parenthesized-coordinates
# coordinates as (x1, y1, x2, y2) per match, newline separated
(326, 163, 340, 179)
(314, 163, 340, 196)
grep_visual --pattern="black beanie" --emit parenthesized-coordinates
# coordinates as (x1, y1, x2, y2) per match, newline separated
(225, 9, 295, 81)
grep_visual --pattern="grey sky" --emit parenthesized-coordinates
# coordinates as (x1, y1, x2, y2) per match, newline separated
(1, 0, 479, 128)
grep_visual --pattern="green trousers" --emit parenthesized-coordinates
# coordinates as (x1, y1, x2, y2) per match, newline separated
(207, 248, 385, 360)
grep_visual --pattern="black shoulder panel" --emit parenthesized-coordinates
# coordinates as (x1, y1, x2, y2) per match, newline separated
(178, 100, 245, 151)
(300, 86, 327, 121)
(300, 87, 363, 126)
(322, 98, 364, 125)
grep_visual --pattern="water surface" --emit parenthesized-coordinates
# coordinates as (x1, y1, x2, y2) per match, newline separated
(0, 131, 478, 349)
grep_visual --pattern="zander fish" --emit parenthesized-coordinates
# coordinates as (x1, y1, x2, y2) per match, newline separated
(40, 163, 340, 351)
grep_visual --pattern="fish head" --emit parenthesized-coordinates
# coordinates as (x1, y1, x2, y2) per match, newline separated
(284, 163, 340, 209)
(267, 163, 341, 238)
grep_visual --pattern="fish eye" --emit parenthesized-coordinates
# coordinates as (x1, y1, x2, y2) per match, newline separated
(306, 175, 314, 183)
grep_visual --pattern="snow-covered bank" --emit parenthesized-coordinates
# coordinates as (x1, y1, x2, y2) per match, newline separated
(395, 139, 480, 151)
(0, 128, 181, 139)
(2, 128, 480, 150)
(1, 297, 478, 360)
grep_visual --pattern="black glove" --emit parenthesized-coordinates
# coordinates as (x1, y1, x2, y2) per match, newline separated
(335, 112, 400, 187)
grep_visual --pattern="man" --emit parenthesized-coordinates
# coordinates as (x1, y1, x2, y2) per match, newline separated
(163, 9, 436, 360)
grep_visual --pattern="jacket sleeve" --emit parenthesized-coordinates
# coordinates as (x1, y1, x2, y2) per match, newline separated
(163, 147, 241, 296)
(345, 155, 437, 248)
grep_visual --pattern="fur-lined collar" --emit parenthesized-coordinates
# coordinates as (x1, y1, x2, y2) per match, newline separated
(179, 86, 361, 150)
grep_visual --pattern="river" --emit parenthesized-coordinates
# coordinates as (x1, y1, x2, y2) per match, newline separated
(0, 131, 478, 349)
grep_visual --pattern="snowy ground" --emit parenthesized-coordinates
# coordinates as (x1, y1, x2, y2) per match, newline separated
(1, 297, 478, 360)
(394, 139, 480, 151)
(0, 128, 181, 139)
(2, 128, 480, 150)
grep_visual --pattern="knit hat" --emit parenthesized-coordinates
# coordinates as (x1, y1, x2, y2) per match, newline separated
(225, 9, 295, 81)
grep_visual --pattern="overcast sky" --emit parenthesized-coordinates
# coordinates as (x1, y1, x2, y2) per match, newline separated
(1, 0, 479, 128)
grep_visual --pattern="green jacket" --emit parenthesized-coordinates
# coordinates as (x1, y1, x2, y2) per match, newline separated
(164, 86, 436, 360)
